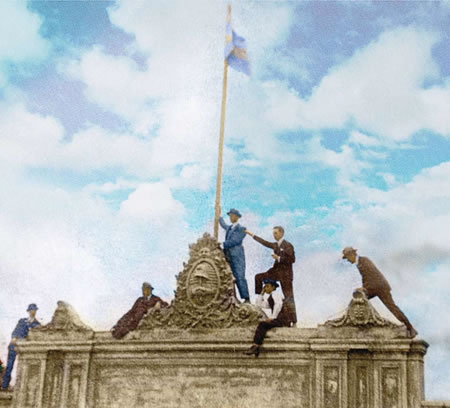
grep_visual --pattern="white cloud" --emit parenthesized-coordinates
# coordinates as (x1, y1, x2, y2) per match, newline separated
(0, 102, 64, 168)
(119, 182, 185, 224)
(0, 1, 48, 62)
(348, 130, 380, 147)
(0, 1, 49, 86)
(263, 26, 450, 142)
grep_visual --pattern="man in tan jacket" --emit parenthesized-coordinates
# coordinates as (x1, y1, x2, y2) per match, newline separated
(342, 247, 418, 338)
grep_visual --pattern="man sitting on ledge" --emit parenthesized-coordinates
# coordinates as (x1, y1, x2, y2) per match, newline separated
(112, 282, 168, 339)
(244, 279, 291, 358)
(342, 246, 418, 338)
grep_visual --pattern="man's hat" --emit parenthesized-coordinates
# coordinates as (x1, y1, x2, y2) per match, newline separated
(27, 303, 38, 311)
(263, 279, 279, 289)
(227, 208, 242, 218)
(142, 282, 154, 289)
(342, 247, 357, 257)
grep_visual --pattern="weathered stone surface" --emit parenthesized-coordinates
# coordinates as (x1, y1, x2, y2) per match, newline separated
(0, 391, 13, 408)
(12, 323, 430, 408)
(324, 288, 399, 328)
(138, 233, 264, 330)
(30, 301, 94, 341)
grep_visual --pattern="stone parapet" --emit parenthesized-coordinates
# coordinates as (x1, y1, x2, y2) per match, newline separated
(12, 326, 428, 408)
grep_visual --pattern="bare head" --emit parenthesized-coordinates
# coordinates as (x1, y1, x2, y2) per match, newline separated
(342, 247, 358, 264)
(272, 226, 284, 241)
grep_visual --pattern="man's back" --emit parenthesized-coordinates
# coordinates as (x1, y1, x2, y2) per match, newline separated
(357, 256, 391, 294)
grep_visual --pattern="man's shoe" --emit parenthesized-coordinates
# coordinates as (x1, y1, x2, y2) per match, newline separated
(243, 299, 251, 304)
(407, 327, 418, 339)
(244, 344, 260, 358)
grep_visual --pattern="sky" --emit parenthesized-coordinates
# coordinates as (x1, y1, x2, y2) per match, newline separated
(0, 0, 449, 399)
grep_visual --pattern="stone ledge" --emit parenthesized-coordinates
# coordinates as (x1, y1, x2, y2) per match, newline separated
(0, 391, 13, 408)
(422, 402, 450, 408)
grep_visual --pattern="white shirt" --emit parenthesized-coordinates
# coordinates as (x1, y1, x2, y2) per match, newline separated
(255, 290, 284, 319)
(277, 238, 284, 247)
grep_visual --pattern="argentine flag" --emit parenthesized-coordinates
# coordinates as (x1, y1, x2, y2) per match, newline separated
(224, 22, 250, 76)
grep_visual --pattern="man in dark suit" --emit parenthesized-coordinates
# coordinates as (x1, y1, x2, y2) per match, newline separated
(244, 279, 291, 357)
(112, 282, 168, 339)
(342, 246, 418, 338)
(219, 208, 250, 303)
(245, 226, 297, 325)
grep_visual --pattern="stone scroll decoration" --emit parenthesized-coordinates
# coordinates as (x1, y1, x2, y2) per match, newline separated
(139, 233, 264, 330)
(325, 289, 399, 328)
(31, 301, 94, 338)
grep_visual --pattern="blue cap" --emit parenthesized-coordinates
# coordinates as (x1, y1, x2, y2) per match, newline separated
(227, 208, 242, 218)
(27, 303, 38, 311)
(263, 279, 279, 289)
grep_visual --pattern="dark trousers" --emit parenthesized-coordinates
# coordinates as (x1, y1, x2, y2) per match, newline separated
(368, 290, 414, 330)
(253, 319, 284, 345)
(255, 270, 297, 323)
(1, 344, 16, 389)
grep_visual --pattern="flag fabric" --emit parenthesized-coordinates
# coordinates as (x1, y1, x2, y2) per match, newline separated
(224, 22, 250, 76)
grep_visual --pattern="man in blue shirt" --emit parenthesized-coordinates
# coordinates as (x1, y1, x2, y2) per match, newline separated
(219, 208, 250, 303)
(1, 304, 40, 390)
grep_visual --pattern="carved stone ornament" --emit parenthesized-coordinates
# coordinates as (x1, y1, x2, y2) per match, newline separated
(138, 233, 264, 330)
(325, 289, 399, 328)
(36, 301, 93, 332)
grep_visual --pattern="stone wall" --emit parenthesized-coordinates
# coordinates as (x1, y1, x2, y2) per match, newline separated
(11, 326, 429, 408)
(0, 391, 13, 408)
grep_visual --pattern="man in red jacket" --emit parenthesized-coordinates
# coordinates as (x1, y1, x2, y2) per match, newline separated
(342, 247, 418, 338)
(245, 226, 297, 325)
(112, 282, 168, 339)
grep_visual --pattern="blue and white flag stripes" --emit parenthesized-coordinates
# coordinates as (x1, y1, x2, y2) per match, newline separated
(224, 22, 250, 76)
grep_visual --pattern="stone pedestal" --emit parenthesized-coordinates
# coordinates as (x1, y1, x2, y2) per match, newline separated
(5, 234, 448, 407)
(12, 327, 428, 408)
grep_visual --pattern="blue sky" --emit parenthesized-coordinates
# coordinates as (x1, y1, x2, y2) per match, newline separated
(1, 0, 449, 399)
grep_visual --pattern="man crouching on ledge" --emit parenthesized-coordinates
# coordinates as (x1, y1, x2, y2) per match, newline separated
(244, 279, 291, 358)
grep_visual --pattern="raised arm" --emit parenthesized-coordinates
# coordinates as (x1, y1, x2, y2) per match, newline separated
(218, 216, 229, 230)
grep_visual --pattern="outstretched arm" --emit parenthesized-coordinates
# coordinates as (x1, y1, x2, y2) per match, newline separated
(245, 231, 276, 250)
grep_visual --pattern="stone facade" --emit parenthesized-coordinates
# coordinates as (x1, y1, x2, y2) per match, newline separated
(2, 234, 449, 407)
(10, 326, 433, 408)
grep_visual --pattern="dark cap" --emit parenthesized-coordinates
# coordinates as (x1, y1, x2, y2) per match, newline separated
(263, 279, 279, 289)
(27, 303, 38, 311)
(227, 208, 242, 218)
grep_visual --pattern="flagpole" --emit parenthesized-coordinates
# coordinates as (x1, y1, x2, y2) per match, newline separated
(214, 5, 231, 240)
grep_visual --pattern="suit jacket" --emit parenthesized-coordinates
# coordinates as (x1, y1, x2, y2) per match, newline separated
(112, 295, 168, 339)
(357, 256, 391, 296)
(253, 235, 295, 278)
(219, 217, 246, 272)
